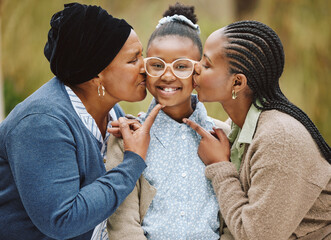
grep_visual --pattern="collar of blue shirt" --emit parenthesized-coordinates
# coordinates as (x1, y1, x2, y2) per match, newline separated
(141, 95, 214, 148)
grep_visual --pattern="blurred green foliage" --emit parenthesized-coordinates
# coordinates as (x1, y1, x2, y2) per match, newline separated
(1, 0, 330, 144)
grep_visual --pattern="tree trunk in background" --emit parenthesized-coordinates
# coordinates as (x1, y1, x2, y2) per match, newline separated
(0, 0, 4, 122)
(234, 0, 258, 19)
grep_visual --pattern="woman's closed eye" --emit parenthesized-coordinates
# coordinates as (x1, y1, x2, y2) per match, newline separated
(202, 65, 209, 69)
(128, 58, 138, 64)
(201, 60, 210, 69)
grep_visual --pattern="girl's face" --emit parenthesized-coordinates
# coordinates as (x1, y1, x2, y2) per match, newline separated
(146, 35, 200, 111)
(193, 30, 234, 103)
(99, 30, 147, 103)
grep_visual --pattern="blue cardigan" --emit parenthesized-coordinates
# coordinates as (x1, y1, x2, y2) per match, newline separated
(0, 77, 146, 240)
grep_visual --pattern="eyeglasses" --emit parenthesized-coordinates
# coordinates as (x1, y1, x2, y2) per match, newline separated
(144, 57, 198, 79)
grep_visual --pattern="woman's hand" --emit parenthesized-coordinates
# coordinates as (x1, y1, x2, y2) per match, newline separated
(114, 104, 163, 160)
(108, 118, 141, 138)
(183, 118, 231, 165)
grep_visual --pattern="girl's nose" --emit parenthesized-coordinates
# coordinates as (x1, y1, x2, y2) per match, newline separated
(160, 66, 176, 82)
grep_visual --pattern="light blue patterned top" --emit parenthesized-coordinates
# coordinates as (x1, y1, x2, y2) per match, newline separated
(140, 95, 220, 240)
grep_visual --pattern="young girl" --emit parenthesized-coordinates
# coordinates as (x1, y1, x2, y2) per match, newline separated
(106, 3, 230, 240)
(185, 20, 331, 239)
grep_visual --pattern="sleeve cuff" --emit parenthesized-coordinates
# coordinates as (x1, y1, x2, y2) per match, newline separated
(123, 151, 147, 172)
(205, 162, 239, 181)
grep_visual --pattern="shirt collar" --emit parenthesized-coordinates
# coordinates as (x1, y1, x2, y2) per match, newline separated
(64, 85, 114, 145)
(229, 102, 262, 145)
(142, 95, 214, 147)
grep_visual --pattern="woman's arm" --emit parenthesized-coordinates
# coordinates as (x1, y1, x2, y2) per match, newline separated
(185, 116, 330, 240)
(204, 127, 328, 240)
(6, 114, 146, 239)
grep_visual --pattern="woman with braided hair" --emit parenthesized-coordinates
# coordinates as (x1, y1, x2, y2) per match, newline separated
(184, 20, 331, 239)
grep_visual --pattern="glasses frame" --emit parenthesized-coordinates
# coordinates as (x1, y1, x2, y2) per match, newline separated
(144, 57, 198, 79)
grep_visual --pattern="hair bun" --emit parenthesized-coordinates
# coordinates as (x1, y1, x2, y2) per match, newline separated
(163, 2, 198, 24)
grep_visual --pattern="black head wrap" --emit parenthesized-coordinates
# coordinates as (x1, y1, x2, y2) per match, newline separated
(44, 2, 132, 85)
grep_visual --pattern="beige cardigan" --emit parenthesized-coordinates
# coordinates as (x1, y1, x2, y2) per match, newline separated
(106, 119, 233, 240)
(206, 110, 331, 240)
(105, 135, 156, 240)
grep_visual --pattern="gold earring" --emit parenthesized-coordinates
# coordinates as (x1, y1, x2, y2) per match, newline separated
(232, 89, 237, 100)
(98, 85, 105, 97)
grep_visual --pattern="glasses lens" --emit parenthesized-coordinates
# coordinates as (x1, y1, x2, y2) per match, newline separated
(145, 58, 165, 77)
(173, 59, 194, 78)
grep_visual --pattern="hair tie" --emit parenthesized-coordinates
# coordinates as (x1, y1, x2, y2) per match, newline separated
(156, 14, 200, 34)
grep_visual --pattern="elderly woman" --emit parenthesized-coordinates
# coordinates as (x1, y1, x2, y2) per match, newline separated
(0, 3, 161, 240)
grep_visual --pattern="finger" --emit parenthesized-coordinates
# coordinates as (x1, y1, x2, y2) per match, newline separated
(111, 120, 120, 127)
(113, 119, 140, 128)
(141, 104, 163, 132)
(125, 114, 136, 120)
(118, 117, 133, 140)
(209, 130, 219, 140)
(183, 118, 210, 138)
(213, 127, 228, 142)
(108, 127, 120, 134)
(126, 119, 141, 126)
(107, 127, 122, 138)
(130, 122, 142, 131)
(137, 111, 145, 117)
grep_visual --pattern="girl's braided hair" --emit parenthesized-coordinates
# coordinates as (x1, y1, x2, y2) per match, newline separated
(223, 20, 330, 162)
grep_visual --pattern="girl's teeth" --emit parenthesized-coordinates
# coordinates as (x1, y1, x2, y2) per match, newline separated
(164, 88, 176, 92)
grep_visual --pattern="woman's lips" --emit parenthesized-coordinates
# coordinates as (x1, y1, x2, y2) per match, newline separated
(138, 79, 146, 86)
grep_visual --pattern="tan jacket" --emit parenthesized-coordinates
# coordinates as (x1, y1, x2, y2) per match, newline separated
(206, 110, 331, 240)
(106, 119, 233, 240)
(105, 135, 156, 240)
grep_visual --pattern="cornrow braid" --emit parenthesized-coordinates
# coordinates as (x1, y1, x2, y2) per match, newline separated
(223, 20, 331, 163)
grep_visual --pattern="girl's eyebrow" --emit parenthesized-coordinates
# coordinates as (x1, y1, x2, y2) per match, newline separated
(203, 53, 213, 64)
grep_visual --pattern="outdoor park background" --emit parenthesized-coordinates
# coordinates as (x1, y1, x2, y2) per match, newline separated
(0, 0, 330, 144)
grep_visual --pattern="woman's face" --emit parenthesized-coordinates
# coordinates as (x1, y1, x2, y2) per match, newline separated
(99, 30, 146, 103)
(146, 35, 200, 110)
(193, 30, 234, 103)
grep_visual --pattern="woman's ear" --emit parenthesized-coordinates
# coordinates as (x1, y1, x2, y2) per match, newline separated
(91, 75, 102, 87)
(232, 73, 248, 93)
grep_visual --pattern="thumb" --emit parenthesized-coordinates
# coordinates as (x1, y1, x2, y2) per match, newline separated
(141, 104, 163, 132)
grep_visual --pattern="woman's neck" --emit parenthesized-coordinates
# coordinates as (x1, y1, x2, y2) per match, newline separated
(69, 84, 116, 138)
(222, 96, 252, 129)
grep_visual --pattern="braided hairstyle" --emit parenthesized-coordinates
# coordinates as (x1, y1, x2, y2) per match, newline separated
(221, 20, 331, 163)
(147, 2, 202, 56)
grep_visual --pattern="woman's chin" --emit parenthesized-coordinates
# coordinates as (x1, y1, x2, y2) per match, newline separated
(125, 91, 147, 102)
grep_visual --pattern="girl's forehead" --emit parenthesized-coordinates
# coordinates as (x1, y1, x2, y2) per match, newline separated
(150, 35, 195, 46)
(147, 35, 200, 59)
